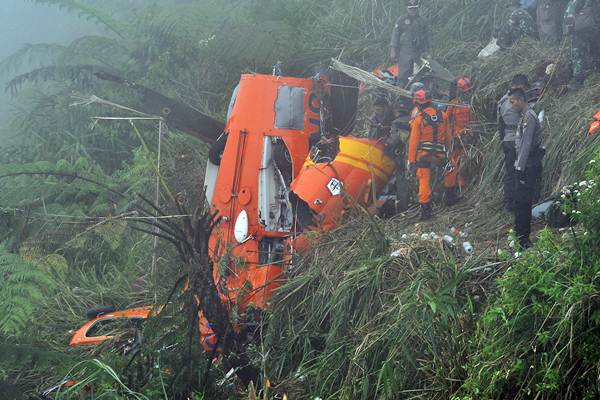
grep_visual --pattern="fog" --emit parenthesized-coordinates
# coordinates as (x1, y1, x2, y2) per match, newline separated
(0, 0, 104, 142)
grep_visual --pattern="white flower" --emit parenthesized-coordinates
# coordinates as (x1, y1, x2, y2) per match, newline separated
(509, 240, 515, 248)
(514, 252, 521, 258)
(561, 194, 566, 199)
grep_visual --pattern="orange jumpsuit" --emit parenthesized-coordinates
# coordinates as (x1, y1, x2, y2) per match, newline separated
(409, 106, 451, 204)
(444, 98, 475, 189)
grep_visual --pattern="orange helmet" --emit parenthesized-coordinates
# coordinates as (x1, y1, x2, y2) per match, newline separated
(412, 89, 431, 105)
(590, 121, 600, 136)
(590, 111, 600, 136)
(457, 77, 473, 93)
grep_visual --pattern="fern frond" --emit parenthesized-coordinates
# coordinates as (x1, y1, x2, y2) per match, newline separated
(5, 64, 119, 95)
(65, 35, 133, 66)
(0, 250, 56, 336)
(23, 0, 126, 38)
(0, 341, 73, 369)
(0, 43, 67, 77)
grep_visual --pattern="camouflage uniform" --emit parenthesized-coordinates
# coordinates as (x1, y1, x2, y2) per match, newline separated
(564, 0, 600, 84)
(498, 7, 536, 48)
(390, 14, 430, 87)
(536, 0, 567, 44)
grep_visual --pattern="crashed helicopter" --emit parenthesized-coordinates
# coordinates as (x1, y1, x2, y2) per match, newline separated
(68, 59, 455, 381)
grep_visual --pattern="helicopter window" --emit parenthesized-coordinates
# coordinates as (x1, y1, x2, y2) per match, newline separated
(86, 318, 144, 338)
(274, 86, 304, 130)
(226, 84, 240, 121)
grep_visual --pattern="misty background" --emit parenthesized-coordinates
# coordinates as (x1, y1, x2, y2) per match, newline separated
(0, 0, 105, 143)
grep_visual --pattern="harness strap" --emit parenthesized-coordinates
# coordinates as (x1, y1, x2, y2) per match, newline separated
(419, 141, 447, 153)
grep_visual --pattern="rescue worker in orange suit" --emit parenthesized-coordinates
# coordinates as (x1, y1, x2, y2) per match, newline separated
(408, 89, 450, 220)
(390, 0, 431, 87)
(590, 110, 600, 136)
(444, 77, 476, 206)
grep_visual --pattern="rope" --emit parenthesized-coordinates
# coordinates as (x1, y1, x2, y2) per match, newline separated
(330, 58, 470, 108)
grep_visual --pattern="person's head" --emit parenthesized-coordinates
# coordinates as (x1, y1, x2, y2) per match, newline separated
(409, 81, 425, 95)
(413, 89, 432, 107)
(509, 87, 528, 113)
(456, 77, 474, 102)
(407, 0, 420, 16)
(510, 74, 530, 91)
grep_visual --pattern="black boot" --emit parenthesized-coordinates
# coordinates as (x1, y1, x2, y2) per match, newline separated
(420, 202, 433, 220)
(445, 187, 460, 206)
(519, 237, 533, 249)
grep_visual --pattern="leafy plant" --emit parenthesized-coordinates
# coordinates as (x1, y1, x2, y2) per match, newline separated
(0, 249, 56, 336)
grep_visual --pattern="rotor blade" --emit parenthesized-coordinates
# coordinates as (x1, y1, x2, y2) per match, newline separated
(94, 71, 224, 144)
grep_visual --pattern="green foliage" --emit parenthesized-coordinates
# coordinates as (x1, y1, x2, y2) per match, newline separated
(265, 217, 494, 399)
(457, 154, 600, 399)
(0, 249, 56, 336)
(1, 0, 600, 398)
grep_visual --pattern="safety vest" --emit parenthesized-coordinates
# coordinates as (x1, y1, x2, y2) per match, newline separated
(419, 109, 447, 154)
(408, 106, 449, 163)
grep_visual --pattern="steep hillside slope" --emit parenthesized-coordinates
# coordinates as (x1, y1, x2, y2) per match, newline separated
(264, 7, 600, 400)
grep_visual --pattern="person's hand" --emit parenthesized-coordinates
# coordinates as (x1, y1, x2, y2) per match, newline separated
(390, 48, 397, 62)
(408, 162, 417, 175)
(516, 169, 526, 183)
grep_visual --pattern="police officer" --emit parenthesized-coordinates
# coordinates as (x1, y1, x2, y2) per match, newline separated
(498, 74, 530, 212)
(509, 87, 544, 249)
(390, 0, 431, 88)
(537, 0, 567, 44)
(497, 0, 537, 48)
(564, 0, 600, 88)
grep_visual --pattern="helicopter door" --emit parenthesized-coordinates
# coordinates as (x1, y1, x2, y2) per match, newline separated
(258, 136, 293, 233)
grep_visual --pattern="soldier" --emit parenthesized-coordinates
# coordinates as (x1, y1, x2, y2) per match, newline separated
(497, 0, 537, 48)
(368, 96, 394, 140)
(564, 0, 600, 88)
(509, 87, 545, 249)
(498, 74, 530, 212)
(537, 0, 568, 44)
(390, 0, 431, 88)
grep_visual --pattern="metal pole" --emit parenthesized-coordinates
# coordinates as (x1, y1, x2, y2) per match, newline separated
(151, 119, 164, 276)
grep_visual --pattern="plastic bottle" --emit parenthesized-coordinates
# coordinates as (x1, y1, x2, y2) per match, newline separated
(443, 235, 454, 245)
(462, 241, 474, 254)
